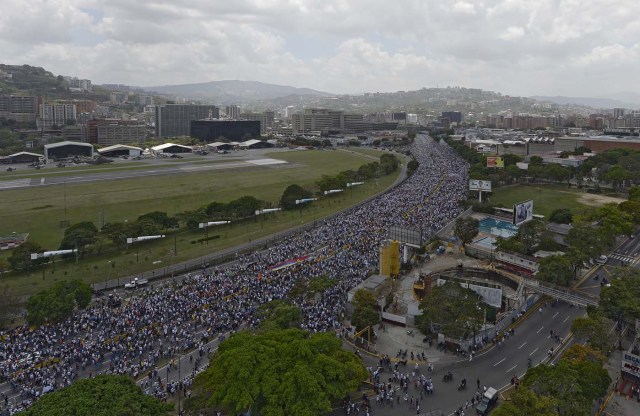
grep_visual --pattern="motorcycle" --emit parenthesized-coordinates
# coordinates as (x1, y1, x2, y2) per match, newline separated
(443, 372, 453, 382)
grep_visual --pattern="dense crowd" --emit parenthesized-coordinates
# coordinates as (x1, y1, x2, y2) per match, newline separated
(0, 135, 468, 414)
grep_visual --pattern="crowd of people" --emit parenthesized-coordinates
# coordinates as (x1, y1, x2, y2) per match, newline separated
(0, 135, 469, 414)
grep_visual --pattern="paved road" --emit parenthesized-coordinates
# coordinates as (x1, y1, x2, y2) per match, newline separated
(607, 234, 640, 268)
(333, 300, 586, 416)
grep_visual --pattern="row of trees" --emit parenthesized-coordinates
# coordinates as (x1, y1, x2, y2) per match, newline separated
(26, 279, 92, 325)
(445, 133, 640, 191)
(7, 152, 403, 273)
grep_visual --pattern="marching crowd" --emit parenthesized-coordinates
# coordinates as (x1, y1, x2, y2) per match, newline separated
(0, 135, 469, 414)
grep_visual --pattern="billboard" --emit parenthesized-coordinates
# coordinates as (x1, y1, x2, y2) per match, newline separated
(622, 351, 640, 378)
(486, 156, 504, 168)
(513, 200, 533, 226)
(388, 225, 422, 246)
(469, 179, 492, 192)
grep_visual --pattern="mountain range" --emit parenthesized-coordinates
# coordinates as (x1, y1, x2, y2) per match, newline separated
(143, 80, 332, 104)
(531, 95, 640, 109)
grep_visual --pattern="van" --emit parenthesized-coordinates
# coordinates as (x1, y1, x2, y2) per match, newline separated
(476, 387, 498, 415)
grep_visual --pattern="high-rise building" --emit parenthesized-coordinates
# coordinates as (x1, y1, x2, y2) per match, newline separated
(0, 95, 38, 122)
(613, 108, 625, 118)
(38, 103, 76, 128)
(240, 111, 274, 135)
(291, 108, 393, 134)
(110, 92, 128, 104)
(155, 104, 220, 138)
(97, 123, 147, 146)
(138, 95, 154, 106)
(87, 119, 147, 145)
(225, 105, 240, 119)
(441, 111, 462, 125)
(191, 120, 260, 141)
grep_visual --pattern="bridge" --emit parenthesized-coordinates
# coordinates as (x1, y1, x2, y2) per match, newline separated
(523, 278, 598, 307)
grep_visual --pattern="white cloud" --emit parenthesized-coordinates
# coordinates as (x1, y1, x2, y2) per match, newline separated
(500, 26, 525, 41)
(0, 0, 640, 97)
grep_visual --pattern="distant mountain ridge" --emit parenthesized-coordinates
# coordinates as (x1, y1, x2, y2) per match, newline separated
(532, 95, 640, 109)
(143, 80, 332, 104)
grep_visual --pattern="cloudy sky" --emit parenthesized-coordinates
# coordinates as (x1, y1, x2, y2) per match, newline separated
(1, 0, 639, 97)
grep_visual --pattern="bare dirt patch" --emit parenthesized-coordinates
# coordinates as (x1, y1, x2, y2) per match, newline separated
(575, 193, 625, 206)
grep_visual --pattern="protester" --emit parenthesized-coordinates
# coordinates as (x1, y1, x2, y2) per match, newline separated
(0, 135, 468, 414)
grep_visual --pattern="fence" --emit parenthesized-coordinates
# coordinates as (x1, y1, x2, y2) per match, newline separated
(93, 163, 411, 292)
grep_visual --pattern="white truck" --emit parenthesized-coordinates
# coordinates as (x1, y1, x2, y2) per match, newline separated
(124, 277, 148, 289)
(476, 387, 498, 415)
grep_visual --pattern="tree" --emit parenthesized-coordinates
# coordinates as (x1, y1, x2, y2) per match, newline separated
(407, 159, 419, 176)
(257, 300, 301, 331)
(518, 220, 546, 255)
(602, 165, 629, 190)
(0, 284, 20, 329)
(280, 184, 312, 210)
(628, 186, 640, 201)
(492, 387, 559, 416)
(549, 208, 573, 224)
(20, 375, 172, 416)
(454, 217, 480, 246)
(599, 268, 640, 324)
(8, 241, 47, 272)
(523, 352, 610, 416)
(316, 174, 347, 193)
(59, 221, 98, 257)
(415, 281, 485, 338)
(137, 211, 178, 229)
(350, 289, 380, 334)
(571, 311, 612, 352)
(26, 279, 92, 325)
(502, 154, 523, 166)
(186, 329, 367, 416)
(536, 255, 574, 286)
(529, 156, 543, 165)
(618, 200, 640, 223)
(227, 195, 263, 218)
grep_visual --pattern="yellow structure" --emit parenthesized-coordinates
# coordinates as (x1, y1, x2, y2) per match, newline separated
(379, 240, 400, 277)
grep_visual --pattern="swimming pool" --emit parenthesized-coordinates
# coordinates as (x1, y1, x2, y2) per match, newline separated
(478, 217, 519, 238)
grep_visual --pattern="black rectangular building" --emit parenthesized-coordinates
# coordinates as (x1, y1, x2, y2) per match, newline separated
(190, 120, 261, 142)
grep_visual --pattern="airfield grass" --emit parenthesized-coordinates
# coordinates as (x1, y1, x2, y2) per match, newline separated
(0, 158, 245, 181)
(489, 184, 592, 218)
(0, 148, 401, 295)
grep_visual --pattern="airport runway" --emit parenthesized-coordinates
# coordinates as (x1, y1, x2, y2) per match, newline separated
(0, 158, 288, 191)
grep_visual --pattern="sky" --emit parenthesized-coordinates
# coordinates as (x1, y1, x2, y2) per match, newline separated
(1, 0, 640, 98)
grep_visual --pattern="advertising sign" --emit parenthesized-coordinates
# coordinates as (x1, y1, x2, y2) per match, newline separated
(513, 200, 534, 226)
(487, 156, 504, 168)
(469, 179, 492, 192)
(622, 351, 640, 378)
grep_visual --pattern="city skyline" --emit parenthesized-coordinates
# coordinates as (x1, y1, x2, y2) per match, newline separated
(1, 1, 639, 99)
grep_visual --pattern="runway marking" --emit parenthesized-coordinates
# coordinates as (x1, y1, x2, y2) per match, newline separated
(518, 342, 527, 349)
(529, 347, 538, 356)
(552, 312, 559, 319)
(493, 358, 506, 367)
(563, 316, 569, 323)
(506, 364, 517, 373)
(40, 177, 44, 184)
(537, 326, 544, 333)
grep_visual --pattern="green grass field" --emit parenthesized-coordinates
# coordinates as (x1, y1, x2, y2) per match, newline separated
(489, 184, 598, 218)
(0, 148, 403, 295)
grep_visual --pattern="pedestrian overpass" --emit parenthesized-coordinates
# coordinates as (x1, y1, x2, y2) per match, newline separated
(523, 278, 598, 307)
